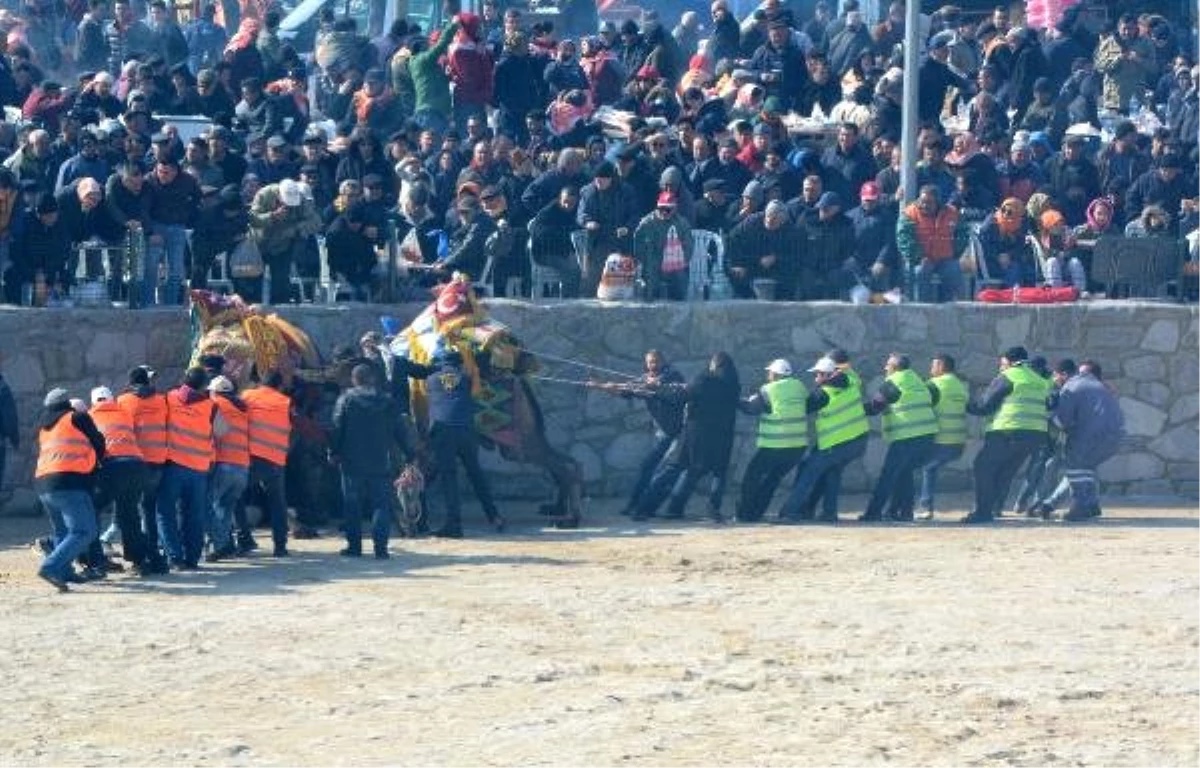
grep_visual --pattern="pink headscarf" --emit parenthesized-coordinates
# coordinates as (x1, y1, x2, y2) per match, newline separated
(1086, 197, 1115, 232)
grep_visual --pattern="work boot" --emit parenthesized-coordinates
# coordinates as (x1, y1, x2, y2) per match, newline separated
(432, 526, 463, 539)
(960, 511, 995, 525)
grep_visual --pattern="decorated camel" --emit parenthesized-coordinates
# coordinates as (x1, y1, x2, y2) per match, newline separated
(188, 284, 584, 529)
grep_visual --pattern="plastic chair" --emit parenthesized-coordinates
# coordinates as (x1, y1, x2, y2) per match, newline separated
(473, 253, 496, 298)
(207, 250, 234, 294)
(528, 239, 565, 301)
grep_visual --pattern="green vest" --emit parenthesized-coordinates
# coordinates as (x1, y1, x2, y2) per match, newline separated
(815, 381, 869, 450)
(987, 365, 1051, 433)
(881, 368, 937, 442)
(756, 377, 809, 449)
(930, 373, 968, 445)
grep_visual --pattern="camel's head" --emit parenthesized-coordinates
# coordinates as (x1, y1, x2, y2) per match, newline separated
(432, 273, 480, 323)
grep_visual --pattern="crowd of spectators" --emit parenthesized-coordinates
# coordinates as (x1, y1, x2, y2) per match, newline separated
(0, 0, 1194, 307)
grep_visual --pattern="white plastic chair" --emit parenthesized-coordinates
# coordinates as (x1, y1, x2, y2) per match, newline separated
(528, 238, 566, 301)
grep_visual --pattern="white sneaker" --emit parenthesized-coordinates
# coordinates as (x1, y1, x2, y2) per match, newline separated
(915, 509, 935, 521)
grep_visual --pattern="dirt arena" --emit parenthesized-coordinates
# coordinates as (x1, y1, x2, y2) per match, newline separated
(0, 497, 1196, 767)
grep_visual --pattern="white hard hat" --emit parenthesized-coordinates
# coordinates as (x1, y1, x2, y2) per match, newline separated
(809, 357, 837, 374)
(90, 386, 114, 405)
(765, 359, 793, 376)
(207, 375, 234, 394)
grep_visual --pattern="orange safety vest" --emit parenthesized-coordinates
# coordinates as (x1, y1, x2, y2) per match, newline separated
(35, 412, 97, 478)
(117, 391, 169, 463)
(243, 386, 291, 466)
(89, 401, 144, 460)
(165, 391, 215, 472)
(212, 395, 251, 468)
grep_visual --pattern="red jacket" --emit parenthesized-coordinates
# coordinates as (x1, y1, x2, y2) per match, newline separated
(447, 43, 494, 106)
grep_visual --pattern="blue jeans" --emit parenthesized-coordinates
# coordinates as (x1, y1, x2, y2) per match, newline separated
(918, 442, 965, 512)
(626, 431, 675, 512)
(143, 223, 188, 306)
(341, 472, 393, 554)
(415, 109, 449, 136)
(912, 258, 963, 303)
(156, 462, 209, 566)
(39, 490, 98, 579)
(208, 463, 248, 552)
(779, 435, 868, 520)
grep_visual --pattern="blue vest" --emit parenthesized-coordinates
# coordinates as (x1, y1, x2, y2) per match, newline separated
(426, 365, 475, 427)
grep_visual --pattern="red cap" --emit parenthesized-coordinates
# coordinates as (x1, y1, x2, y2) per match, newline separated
(656, 191, 677, 208)
(860, 181, 880, 201)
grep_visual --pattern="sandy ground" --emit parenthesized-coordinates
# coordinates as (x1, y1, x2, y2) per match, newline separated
(0, 495, 1196, 767)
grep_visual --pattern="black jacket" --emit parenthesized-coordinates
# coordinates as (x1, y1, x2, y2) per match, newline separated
(331, 385, 406, 475)
(0, 373, 17, 449)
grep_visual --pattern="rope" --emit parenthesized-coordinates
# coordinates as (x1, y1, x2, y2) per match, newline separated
(523, 349, 639, 380)
(530, 374, 600, 387)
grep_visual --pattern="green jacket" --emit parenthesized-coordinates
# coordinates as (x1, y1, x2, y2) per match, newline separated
(632, 211, 691, 298)
(410, 20, 459, 116)
(249, 184, 322, 255)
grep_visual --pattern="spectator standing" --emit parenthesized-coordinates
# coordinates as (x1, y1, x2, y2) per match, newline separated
(634, 191, 692, 301)
(185, 3, 228, 74)
(143, 159, 200, 306)
(529, 185, 583, 297)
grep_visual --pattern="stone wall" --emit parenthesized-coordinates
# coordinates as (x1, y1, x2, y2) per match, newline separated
(0, 300, 1195, 513)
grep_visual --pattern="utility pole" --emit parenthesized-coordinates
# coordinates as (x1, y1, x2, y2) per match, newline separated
(899, 0, 921, 204)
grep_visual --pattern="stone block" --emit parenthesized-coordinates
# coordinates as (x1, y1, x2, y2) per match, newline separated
(569, 443, 602, 483)
(1137, 382, 1171, 408)
(39, 346, 85, 383)
(812, 312, 866, 354)
(1123, 355, 1166, 381)
(1148, 425, 1200, 463)
(1141, 319, 1180, 353)
(1169, 394, 1199, 425)
(1124, 479, 1176, 498)
(1170, 355, 1199, 395)
(1098, 452, 1163, 483)
(994, 312, 1032, 348)
(1175, 481, 1200, 499)
(5, 352, 44, 394)
(604, 432, 651, 471)
(1119, 397, 1167, 437)
(896, 311, 929, 342)
(1167, 462, 1199, 480)
(1086, 324, 1144, 349)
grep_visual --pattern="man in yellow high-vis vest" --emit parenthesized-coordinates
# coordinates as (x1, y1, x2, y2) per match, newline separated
(736, 358, 810, 522)
(777, 355, 870, 523)
(963, 345, 1053, 524)
(861, 353, 937, 522)
(917, 353, 970, 520)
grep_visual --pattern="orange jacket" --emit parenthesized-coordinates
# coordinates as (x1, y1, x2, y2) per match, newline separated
(89, 401, 143, 460)
(117, 390, 169, 463)
(36, 412, 97, 478)
(212, 395, 251, 468)
(165, 389, 215, 472)
(243, 386, 291, 466)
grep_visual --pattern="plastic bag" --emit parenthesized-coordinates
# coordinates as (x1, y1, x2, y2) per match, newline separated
(228, 236, 264, 278)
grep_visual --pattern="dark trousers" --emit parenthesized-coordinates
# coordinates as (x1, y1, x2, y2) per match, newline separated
(972, 430, 1046, 519)
(626, 432, 675, 512)
(1011, 435, 1057, 513)
(94, 459, 148, 566)
(140, 463, 164, 564)
(780, 435, 868, 520)
(737, 446, 806, 521)
(863, 435, 935, 520)
(430, 423, 499, 530)
(341, 472, 393, 554)
(249, 457, 289, 551)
